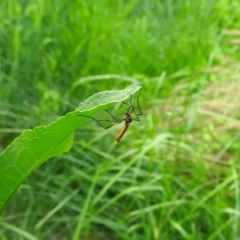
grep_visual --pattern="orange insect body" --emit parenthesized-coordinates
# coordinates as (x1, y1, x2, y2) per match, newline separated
(78, 87, 142, 143)
(115, 113, 133, 143)
(116, 123, 130, 143)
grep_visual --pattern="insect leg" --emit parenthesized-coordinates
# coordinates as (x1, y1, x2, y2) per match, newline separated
(77, 114, 123, 129)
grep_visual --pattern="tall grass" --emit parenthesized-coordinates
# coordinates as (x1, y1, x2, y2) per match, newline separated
(1, 0, 240, 239)
(0, 0, 221, 103)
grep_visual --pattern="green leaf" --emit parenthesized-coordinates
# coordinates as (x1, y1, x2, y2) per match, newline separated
(0, 86, 142, 215)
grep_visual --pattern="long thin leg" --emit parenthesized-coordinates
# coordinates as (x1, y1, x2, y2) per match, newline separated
(131, 109, 140, 121)
(135, 87, 142, 116)
(122, 95, 135, 114)
(122, 102, 139, 119)
(105, 109, 119, 121)
(122, 88, 142, 121)
(123, 88, 142, 116)
(77, 87, 142, 127)
(78, 114, 123, 129)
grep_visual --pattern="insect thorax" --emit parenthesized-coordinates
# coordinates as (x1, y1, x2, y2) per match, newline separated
(125, 114, 132, 124)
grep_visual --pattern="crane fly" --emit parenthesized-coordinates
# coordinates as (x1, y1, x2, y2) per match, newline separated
(78, 87, 142, 143)
(115, 113, 132, 143)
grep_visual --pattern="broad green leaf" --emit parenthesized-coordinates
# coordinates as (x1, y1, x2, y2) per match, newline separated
(0, 86, 142, 215)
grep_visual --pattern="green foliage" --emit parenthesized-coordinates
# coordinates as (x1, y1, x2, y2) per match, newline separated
(0, 86, 141, 216)
(0, 0, 240, 239)
(0, 0, 223, 105)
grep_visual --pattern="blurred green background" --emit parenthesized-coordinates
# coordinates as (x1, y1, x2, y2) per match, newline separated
(1, 0, 240, 239)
